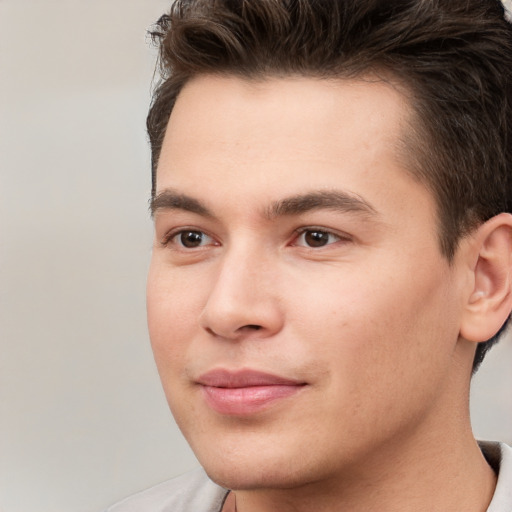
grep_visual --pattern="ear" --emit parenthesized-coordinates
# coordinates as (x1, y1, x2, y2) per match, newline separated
(460, 213, 512, 343)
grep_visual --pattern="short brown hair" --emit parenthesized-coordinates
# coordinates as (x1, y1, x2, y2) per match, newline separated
(147, 0, 512, 371)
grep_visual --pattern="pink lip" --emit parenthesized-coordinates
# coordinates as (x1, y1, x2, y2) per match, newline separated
(197, 369, 306, 415)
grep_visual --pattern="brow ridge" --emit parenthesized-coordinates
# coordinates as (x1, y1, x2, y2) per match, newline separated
(266, 190, 377, 219)
(150, 189, 212, 217)
(150, 188, 377, 220)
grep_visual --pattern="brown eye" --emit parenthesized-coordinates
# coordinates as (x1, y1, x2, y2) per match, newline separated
(304, 230, 331, 247)
(177, 230, 210, 248)
(295, 229, 342, 248)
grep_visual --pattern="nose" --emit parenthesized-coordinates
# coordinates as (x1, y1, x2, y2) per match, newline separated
(199, 246, 284, 341)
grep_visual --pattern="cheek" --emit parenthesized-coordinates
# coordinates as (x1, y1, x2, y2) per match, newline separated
(287, 257, 460, 393)
(146, 262, 205, 373)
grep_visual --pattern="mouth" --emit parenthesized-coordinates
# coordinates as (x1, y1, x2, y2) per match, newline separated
(196, 368, 307, 416)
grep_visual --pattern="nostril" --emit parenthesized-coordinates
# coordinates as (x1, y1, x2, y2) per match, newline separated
(204, 324, 261, 337)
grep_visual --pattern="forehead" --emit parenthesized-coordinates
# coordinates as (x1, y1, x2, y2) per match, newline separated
(155, 74, 433, 228)
(160, 74, 411, 174)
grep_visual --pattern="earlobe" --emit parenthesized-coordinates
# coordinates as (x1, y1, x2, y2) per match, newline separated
(460, 213, 512, 343)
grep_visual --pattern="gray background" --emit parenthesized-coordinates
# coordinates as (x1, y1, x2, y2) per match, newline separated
(1, 1, 511, 511)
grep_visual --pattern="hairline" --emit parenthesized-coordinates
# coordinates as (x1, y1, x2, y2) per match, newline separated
(151, 69, 457, 260)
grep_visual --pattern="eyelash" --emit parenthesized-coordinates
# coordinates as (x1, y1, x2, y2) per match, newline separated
(161, 226, 350, 250)
(292, 227, 350, 248)
(161, 228, 216, 248)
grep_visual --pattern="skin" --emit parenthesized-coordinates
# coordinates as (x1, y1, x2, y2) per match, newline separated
(147, 75, 508, 512)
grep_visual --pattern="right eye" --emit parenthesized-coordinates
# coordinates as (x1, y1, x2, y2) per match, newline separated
(171, 230, 214, 248)
(163, 229, 217, 249)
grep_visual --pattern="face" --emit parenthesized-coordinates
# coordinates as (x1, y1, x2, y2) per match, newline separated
(147, 75, 468, 490)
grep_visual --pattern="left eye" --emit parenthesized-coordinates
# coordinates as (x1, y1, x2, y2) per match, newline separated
(173, 230, 214, 248)
(294, 229, 341, 248)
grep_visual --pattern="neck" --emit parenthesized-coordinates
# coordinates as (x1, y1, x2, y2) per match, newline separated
(226, 344, 497, 512)
(231, 424, 496, 512)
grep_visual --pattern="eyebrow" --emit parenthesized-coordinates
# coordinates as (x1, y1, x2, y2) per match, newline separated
(150, 190, 213, 217)
(150, 188, 377, 219)
(265, 190, 377, 219)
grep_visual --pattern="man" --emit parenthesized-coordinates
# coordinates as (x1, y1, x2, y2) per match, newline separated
(108, 1, 512, 511)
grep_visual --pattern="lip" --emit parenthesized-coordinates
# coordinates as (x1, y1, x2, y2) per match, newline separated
(197, 369, 307, 415)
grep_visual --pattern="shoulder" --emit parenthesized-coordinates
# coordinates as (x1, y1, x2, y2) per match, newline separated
(105, 467, 229, 512)
(480, 442, 512, 512)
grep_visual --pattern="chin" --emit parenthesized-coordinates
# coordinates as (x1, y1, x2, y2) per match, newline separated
(201, 458, 305, 491)
(192, 435, 333, 492)
(192, 442, 280, 489)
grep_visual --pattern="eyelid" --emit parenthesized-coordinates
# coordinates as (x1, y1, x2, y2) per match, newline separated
(160, 227, 218, 248)
(158, 225, 352, 249)
(292, 226, 352, 247)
